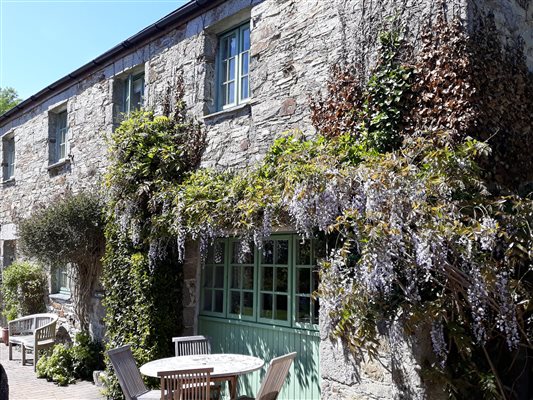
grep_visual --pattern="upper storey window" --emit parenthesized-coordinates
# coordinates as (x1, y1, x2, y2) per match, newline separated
(123, 73, 145, 113)
(49, 110, 68, 165)
(217, 23, 250, 110)
(2, 135, 15, 181)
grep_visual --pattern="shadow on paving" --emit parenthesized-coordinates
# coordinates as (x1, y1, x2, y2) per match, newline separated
(0, 343, 104, 400)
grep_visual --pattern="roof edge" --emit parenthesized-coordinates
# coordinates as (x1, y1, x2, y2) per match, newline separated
(0, 0, 224, 127)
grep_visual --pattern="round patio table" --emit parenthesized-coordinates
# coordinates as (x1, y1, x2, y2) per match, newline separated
(140, 353, 264, 398)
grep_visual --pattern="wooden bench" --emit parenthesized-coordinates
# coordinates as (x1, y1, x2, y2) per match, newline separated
(8, 313, 58, 371)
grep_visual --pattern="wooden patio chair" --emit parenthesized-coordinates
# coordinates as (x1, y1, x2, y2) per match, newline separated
(107, 345, 160, 400)
(238, 352, 297, 400)
(158, 367, 214, 400)
(172, 335, 211, 357)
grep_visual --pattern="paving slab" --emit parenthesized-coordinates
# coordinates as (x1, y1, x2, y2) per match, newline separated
(0, 343, 104, 400)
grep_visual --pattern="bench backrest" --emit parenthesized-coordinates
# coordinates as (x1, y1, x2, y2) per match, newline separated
(9, 313, 58, 337)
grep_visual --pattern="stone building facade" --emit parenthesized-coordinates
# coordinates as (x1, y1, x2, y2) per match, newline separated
(0, 0, 531, 397)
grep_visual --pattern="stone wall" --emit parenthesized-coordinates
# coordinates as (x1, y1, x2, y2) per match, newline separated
(0, 0, 531, 395)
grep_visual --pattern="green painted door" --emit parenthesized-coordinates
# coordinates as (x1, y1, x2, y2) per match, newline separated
(199, 316, 320, 399)
(198, 235, 323, 399)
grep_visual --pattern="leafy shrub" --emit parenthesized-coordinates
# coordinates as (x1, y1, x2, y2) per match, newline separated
(18, 192, 105, 330)
(2, 261, 46, 321)
(36, 331, 104, 386)
(102, 76, 201, 399)
(36, 344, 75, 386)
(71, 331, 105, 381)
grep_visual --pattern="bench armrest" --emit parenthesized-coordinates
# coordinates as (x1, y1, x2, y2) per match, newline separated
(35, 320, 57, 342)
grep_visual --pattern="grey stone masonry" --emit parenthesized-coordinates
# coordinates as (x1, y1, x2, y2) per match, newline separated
(0, 0, 531, 398)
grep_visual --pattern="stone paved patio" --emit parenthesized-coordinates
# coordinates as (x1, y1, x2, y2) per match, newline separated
(0, 342, 104, 399)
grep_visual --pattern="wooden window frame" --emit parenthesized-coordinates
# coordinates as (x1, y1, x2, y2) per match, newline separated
(123, 72, 145, 114)
(2, 135, 15, 181)
(200, 234, 320, 331)
(216, 22, 250, 111)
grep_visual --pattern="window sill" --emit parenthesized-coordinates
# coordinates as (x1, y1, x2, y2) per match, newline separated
(203, 102, 251, 120)
(47, 159, 70, 171)
(49, 293, 71, 302)
(1, 178, 15, 186)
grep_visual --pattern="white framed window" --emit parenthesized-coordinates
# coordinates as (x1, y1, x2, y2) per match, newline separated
(217, 23, 250, 110)
(48, 110, 68, 164)
(2, 135, 15, 181)
(123, 73, 145, 113)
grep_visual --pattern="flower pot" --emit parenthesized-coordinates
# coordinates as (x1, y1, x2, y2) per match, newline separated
(1, 328, 8, 346)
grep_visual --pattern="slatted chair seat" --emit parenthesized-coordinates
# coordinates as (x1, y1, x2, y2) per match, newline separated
(237, 352, 296, 400)
(107, 345, 160, 400)
(158, 367, 214, 400)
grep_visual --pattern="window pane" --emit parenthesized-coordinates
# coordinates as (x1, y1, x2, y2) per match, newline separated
(214, 266, 224, 288)
(241, 77, 249, 101)
(203, 289, 212, 311)
(261, 267, 273, 291)
(262, 241, 274, 264)
(260, 293, 273, 318)
(231, 266, 240, 289)
(297, 268, 311, 294)
(296, 297, 311, 323)
(227, 82, 235, 104)
(276, 267, 288, 292)
(232, 241, 254, 264)
(230, 291, 240, 314)
(228, 58, 236, 81)
(241, 52, 249, 75)
(243, 292, 254, 316)
(243, 266, 254, 290)
(204, 265, 213, 287)
(313, 298, 319, 324)
(313, 268, 320, 292)
(275, 295, 288, 321)
(276, 240, 289, 264)
(297, 240, 311, 265)
(214, 290, 224, 313)
(242, 27, 250, 51)
(207, 242, 225, 264)
(229, 35, 237, 57)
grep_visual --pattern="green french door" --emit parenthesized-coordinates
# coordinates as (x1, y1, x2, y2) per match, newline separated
(199, 234, 322, 399)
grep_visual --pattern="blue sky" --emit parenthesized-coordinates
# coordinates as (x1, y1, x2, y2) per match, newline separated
(0, 0, 188, 101)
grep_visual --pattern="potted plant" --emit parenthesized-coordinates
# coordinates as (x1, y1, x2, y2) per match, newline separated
(0, 327, 7, 346)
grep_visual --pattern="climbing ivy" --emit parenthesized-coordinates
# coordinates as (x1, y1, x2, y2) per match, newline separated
(102, 76, 205, 399)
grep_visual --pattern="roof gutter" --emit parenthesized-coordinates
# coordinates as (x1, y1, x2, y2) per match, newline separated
(0, 0, 224, 127)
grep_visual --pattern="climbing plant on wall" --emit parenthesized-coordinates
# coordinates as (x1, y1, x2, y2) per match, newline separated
(102, 15, 533, 400)
(18, 192, 104, 331)
(161, 22, 531, 399)
(102, 75, 206, 399)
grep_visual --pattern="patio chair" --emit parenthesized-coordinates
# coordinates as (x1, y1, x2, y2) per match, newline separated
(238, 352, 296, 400)
(158, 367, 214, 400)
(172, 335, 211, 357)
(107, 345, 160, 400)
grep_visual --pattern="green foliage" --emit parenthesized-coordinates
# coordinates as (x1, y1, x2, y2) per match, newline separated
(71, 331, 105, 381)
(36, 332, 104, 386)
(18, 192, 104, 268)
(0, 87, 21, 115)
(2, 261, 46, 321)
(36, 344, 75, 386)
(103, 78, 203, 399)
(360, 30, 411, 152)
(100, 21, 533, 400)
(18, 192, 104, 330)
